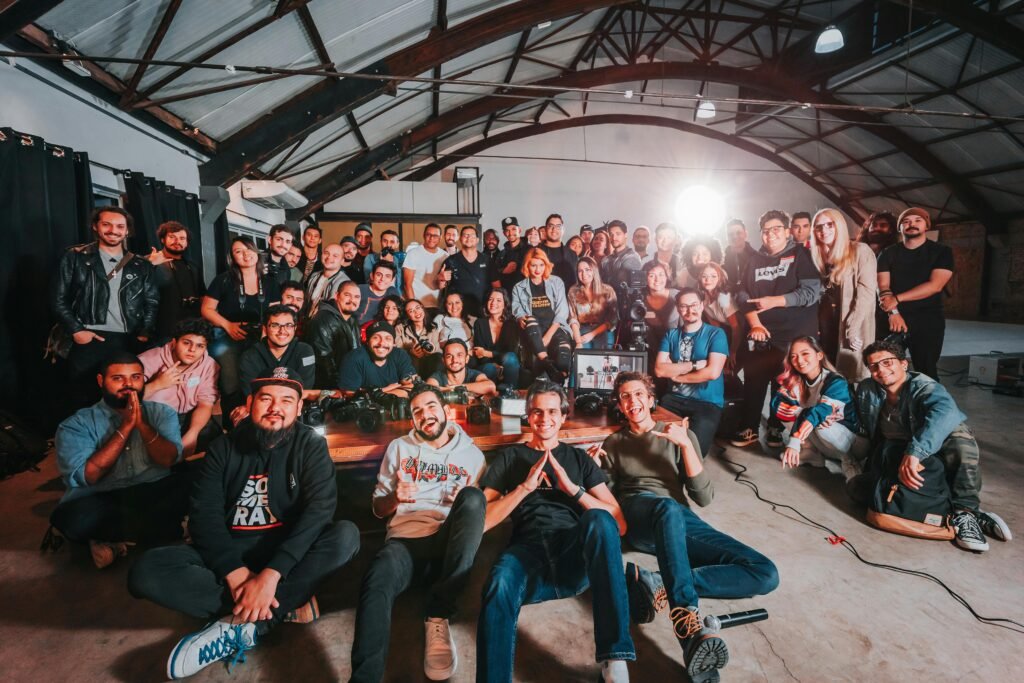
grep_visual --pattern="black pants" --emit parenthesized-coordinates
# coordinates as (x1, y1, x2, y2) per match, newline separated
(522, 318, 573, 379)
(50, 473, 191, 544)
(66, 332, 135, 409)
(739, 345, 786, 432)
(658, 394, 723, 457)
(178, 410, 224, 454)
(350, 487, 486, 683)
(128, 521, 360, 632)
(903, 311, 945, 381)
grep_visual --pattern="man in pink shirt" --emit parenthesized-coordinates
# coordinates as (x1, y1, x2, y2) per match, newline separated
(139, 319, 221, 456)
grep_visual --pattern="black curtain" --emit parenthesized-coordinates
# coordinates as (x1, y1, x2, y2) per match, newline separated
(122, 171, 204, 282)
(0, 128, 93, 425)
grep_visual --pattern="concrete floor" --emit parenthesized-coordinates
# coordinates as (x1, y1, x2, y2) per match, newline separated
(0, 362, 1021, 682)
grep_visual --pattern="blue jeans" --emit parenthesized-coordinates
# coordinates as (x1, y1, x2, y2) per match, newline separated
(579, 324, 615, 350)
(478, 351, 521, 389)
(622, 493, 779, 609)
(477, 510, 634, 682)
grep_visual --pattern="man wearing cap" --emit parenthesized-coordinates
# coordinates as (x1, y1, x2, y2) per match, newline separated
(580, 224, 594, 252)
(128, 366, 360, 679)
(439, 226, 499, 318)
(497, 217, 528, 292)
(305, 280, 362, 389)
(427, 338, 497, 397)
(355, 223, 374, 259)
(363, 230, 407, 292)
(339, 236, 366, 284)
(350, 383, 487, 682)
(234, 305, 317, 425)
(877, 208, 954, 380)
(403, 223, 447, 314)
(337, 320, 419, 396)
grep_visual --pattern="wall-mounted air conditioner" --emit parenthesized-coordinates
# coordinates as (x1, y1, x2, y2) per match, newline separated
(241, 180, 308, 210)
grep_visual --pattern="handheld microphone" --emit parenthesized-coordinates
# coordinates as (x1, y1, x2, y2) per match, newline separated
(704, 608, 769, 631)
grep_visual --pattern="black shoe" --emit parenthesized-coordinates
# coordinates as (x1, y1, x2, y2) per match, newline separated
(976, 509, 1012, 542)
(765, 425, 785, 449)
(625, 562, 667, 624)
(672, 606, 729, 678)
(951, 510, 989, 552)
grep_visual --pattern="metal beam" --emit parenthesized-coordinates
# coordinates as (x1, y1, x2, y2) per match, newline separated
(119, 0, 181, 108)
(886, 0, 1024, 62)
(295, 60, 1000, 232)
(0, 0, 62, 42)
(392, 113, 867, 223)
(200, 0, 631, 187)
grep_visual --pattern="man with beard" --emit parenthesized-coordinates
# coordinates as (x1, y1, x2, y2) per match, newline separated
(350, 384, 487, 682)
(148, 221, 205, 342)
(497, 216, 528, 292)
(427, 339, 497, 397)
(339, 236, 366, 284)
(263, 224, 295, 286)
(541, 213, 579, 287)
(439, 225, 499, 318)
(403, 224, 446, 314)
(591, 372, 778, 681)
(296, 225, 324, 282)
(477, 380, 633, 683)
(856, 211, 899, 256)
(600, 219, 643, 285)
(632, 225, 651, 261)
(304, 243, 350, 317)
(482, 228, 501, 263)
(54, 207, 159, 408)
(363, 230, 407, 291)
(51, 352, 184, 569)
(285, 245, 305, 283)
(235, 306, 316, 425)
(128, 367, 360, 679)
(722, 219, 756, 293)
(305, 280, 362, 389)
(139, 318, 221, 457)
(442, 224, 459, 255)
(876, 208, 954, 381)
(337, 320, 418, 396)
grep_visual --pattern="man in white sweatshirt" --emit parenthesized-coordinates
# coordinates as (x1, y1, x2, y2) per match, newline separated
(350, 383, 487, 682)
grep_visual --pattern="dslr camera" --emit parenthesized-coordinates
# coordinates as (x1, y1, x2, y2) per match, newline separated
(325, 395, 388, 433)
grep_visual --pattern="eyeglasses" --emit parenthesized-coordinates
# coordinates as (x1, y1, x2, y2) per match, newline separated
(267, 322, 296, 331)
(814, 221, 836, 230)
(760, 226, 786, 235)
(867, 357, 901, 373)
(617, 390, 649, 403)
(676, 303, 701, 311)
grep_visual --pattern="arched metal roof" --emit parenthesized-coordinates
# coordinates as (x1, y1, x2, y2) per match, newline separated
(3, 0, 1023, 226)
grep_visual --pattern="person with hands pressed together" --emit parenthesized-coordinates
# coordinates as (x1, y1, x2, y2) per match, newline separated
(51, 352, 185, 569)
(351, 384, 486, 682)
(876, 207, 954, 380)
(427, 338, 497, 397)
(847, 341, 1010, 552)
(732, 210, 822, 449)
(477, 380, 634, 683)
(593, 372, 779, 681)
(128, 367, 360, 679)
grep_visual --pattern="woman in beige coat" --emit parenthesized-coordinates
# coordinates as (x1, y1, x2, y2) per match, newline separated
(810, 208, 877, 381)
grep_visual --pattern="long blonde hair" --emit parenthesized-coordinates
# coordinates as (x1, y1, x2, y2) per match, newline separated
(574, 256, 605, 301)
(811, 208, 857, 285)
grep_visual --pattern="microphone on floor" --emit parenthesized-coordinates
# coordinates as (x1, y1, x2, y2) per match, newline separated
(705, 608, 769, 631)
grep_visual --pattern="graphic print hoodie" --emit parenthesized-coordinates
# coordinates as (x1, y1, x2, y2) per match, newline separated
(740, 240, 822, 350)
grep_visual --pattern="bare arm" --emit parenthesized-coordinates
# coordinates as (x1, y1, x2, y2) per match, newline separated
(895, 269, 953, 303)
(655, 350, 692, 379)
(401, 267, 415, 301)
(575, 483, 627, 536)
(674, 352, 726, 384)
(483, 486, 530, 532)
(181, 402, 214, 456)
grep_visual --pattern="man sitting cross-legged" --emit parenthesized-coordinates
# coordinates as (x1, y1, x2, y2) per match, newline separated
(350, 383, 487, 682)
(592, 371, 779, 681)
(52, 351, 185, 569)
(477, 379, 634, 683)
(128, 367, 360, 679)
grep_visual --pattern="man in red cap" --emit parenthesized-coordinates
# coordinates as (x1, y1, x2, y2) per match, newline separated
(876, 207, 954, 380)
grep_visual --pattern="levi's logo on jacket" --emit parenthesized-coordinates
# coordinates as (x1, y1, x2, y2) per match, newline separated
(754, 255, 795, 282)
(231, 474, 283, 531)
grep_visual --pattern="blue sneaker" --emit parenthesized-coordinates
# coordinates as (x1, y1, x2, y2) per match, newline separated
(167, 620, 257, 679)
(625, 562, 667, 624)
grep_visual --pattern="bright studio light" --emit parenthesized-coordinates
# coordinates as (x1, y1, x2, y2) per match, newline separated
(696, 101, 716, 119)
(815, 25, 844, 54)
(675, 185, 725, 235)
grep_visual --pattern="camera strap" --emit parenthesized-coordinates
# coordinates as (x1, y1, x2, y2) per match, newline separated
(105, 251, 134, 282)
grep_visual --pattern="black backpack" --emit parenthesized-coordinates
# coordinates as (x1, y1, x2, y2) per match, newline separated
(0, 410, 49, 480)
(866, 448, 953, 540)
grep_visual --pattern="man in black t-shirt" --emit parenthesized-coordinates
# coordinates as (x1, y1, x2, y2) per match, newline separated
(540, 213, 578, 286)
(497, 217, 528, 292)
(426, 339, 496, 396)
(439, 225, 498, 317)
(477, 380, 633, 683)
(148, 221, 204, 342)
(877, 207, 955, 381)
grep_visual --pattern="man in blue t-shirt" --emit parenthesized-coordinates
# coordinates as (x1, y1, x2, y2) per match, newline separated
(337, 320, 418, 396)
(654, 288, 729, 456)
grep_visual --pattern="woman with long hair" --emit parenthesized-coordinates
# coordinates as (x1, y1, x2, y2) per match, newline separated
(433, 290, 474, 347)
(678, 236, 724, 289)
(395, 298, 441, 377)
(567, 235, 585, 258)
(524, 227, 541, 248)
(511, 248, 573, 381)
(587, 228, 610, 263)
(768, 336, 862, 476)
(201, 236, 280, 412)
(810, 208, 877, 381)
(640, 260, 679, 353)
(471, 287, 522, 389)
(697, 261, 742, 370)
(360, 294, 403, 342)
(567, 256, 617, 349)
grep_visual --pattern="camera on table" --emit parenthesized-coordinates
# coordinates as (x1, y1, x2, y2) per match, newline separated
(616, 269, 649, 352)
(325, 395, 388, 433)
(574, 391, 608, 417)
(467, 395, 492, 425)
(438, 385, 469, 405)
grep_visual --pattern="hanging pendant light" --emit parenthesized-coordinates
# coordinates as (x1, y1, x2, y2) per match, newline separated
(815, 25, 844, 54)
(696, 100, 716, 119)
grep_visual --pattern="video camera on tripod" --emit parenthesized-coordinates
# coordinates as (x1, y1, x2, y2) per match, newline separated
(616, 269, 649, 351)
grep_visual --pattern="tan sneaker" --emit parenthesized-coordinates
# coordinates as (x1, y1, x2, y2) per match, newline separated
(89, 540, 130, 569)
(284, 595, 320, 624)
(424, 617, 457, 680)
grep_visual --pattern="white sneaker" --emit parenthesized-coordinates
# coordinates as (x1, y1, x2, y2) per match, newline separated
(424, 617, 457, 680)
(89, 540, 130, 569)
(167, 620, 257, 679)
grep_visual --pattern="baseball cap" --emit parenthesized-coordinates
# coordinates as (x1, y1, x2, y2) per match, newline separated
(501, 216, 519, 229)
(365, 320, 396, 340)
(354, 223, 373, 235)
(340, 236, 358, 247)
(251, 366, 304, 396)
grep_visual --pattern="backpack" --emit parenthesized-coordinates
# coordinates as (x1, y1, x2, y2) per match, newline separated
(0, 410, 50, 480)
(866, 449, 954, 541)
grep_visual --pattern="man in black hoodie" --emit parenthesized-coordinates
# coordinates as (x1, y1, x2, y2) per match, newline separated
(304, 280, 362, 389)
(129, 367, 360, 680)
(731, 210, 821, 449)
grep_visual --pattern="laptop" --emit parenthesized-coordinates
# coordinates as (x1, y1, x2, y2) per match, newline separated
(572, 349, 648, 395)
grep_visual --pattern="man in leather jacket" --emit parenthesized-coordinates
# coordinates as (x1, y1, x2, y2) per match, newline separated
(53, 207, 158, 408)
(304, 280, 362, 389)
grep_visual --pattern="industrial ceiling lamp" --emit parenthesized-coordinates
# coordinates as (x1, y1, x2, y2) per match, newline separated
(815, 25, 845, 53)
(696, 100, 716, 119)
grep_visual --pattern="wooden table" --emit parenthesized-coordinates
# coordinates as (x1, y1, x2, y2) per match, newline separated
(325, 402, 684, 467)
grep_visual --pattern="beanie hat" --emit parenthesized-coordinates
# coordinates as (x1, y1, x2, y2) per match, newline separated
(897, 207, 931, 230)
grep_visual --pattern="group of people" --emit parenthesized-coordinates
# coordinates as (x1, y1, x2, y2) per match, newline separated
(46, 203, 1011, 681)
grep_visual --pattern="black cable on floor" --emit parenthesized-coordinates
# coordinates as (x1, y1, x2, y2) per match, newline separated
(720, 456, 1024, 635)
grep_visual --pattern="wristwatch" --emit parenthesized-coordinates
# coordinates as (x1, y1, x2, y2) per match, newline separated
(572, 485, 585, 501)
